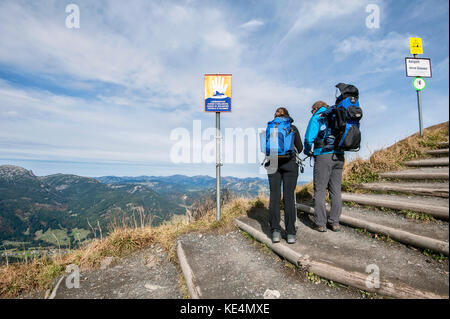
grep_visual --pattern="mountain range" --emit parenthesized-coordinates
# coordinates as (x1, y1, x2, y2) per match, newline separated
(0, 165, 284, 251)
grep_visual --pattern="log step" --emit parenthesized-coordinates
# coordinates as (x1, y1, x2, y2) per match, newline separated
(380, 168, 449, 181)
(437, 141, 449, 148)
(404, 158, 449, 167)
(427, 149, 449, 156)
(296, 203, 449, 256)
(356, 182, 449, 198)
(341, 192, 449, 220)
(234, 211, 449, 299)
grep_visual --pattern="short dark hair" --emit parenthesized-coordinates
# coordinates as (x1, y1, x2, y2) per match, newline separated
(274, 107, 290, 118)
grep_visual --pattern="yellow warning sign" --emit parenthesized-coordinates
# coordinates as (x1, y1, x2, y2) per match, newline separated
(410, 37, 423, 55)
(204, 74, 232, 112)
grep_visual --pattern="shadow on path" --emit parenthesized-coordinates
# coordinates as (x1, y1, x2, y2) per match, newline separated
(246, 206, 316, 239)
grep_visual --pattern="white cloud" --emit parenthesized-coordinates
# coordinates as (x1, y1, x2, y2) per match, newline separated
(239, 19, 264, 31)
(334, 32, 410, 62)
(279, 0, 366, 45)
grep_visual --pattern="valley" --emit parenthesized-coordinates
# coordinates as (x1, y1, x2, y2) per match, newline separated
(0, 165, 299, 263)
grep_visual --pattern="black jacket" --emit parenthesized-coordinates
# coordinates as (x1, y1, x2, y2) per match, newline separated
(291, 124, 303, 154)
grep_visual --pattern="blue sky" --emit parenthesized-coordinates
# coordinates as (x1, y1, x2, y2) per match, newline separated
(0, 0, 448, 180)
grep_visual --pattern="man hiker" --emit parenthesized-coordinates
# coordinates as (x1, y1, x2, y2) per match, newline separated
(303, 101, 345, 232)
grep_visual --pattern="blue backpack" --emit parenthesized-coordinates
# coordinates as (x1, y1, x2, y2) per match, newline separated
(335, 97, 362, 151)
(260, 117, 295, 156)
(321, 83, 363, 152)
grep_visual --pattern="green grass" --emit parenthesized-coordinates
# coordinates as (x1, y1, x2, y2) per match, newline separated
(306, 271, 347, 289)
(34, 229, 70, 246)
(343, 201, 437, 223)
(70, 228, 91, 242)
(359, 290, 379, 299)
(354, 228, 397, 243)
(422, 249, 449, 262)
(401, 210, 436, 222)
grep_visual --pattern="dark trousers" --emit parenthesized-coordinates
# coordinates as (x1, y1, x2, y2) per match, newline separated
(313, 153, 345, 227)
(268, 158, 299, 235)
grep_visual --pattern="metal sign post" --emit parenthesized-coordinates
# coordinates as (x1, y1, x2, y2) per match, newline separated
(405, 38, 431, 137)
(205, 74, 232, 222)
(415, 75, 424, 136)
(416, 91, 424, 136)
(413, 68, 426, 136)
(215, 112, 221, 222)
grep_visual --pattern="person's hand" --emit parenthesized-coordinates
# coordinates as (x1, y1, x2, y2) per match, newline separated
(211, 76, 228, 97)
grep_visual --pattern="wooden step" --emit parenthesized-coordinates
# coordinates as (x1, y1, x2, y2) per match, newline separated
(437, 141, 449, 148)
(380, 168, 449, 181)
(341, 192, 449, 220)
(427, 149, 449, 156)
(404, 158, 449, 167)
(356, 182, 449, 198)
(234, 210, 449, 299)
(296, 203, 449, 255)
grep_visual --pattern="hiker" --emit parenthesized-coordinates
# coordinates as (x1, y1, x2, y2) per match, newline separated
(303, 101, 345, 232)
(263, 107, 303, 244)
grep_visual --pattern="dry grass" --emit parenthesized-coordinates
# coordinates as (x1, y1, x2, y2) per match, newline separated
(342, 121, 448, 191)
(295, 182, 314, 202)
(294, 122, 449, 196)
(0, 196, 267, 299)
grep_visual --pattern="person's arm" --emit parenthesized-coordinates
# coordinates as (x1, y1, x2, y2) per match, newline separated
(292, 125, 303, 154)
(303, 115, 319, 155)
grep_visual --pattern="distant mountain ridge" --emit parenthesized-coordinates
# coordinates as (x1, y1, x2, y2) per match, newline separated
(95, 174, 273, 197)
(0, 165, 185, 250)
(1, 165, 304, 252)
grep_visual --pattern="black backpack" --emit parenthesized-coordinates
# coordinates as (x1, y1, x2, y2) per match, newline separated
(322, 83, 363, 152)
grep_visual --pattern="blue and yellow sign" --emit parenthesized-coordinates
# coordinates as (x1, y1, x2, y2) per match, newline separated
(205, 74, 232, 112)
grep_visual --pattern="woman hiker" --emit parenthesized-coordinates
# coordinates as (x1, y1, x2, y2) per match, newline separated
(264, 107, 303, 244)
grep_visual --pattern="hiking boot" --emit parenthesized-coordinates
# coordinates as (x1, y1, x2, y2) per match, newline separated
(272, 230, 281, 243)
(328, 223, 341, 232)
(287, 234, 296, 244)
(312, 225, 327, 232)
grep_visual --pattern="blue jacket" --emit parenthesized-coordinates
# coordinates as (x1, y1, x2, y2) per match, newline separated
(303, 106, 336, 156)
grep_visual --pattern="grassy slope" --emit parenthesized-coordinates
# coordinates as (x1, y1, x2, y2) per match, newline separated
(342, 121, 449, 190)
(0, 197, 267, 298)
(296, 121, 449, 199)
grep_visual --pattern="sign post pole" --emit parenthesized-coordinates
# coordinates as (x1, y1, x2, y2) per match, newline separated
(204, 74, 231, 222)
(215, 111, 221, 222)
(414, 54, 424, 136)
(416, 84, 424, 137)
(414, 54, 423, 137)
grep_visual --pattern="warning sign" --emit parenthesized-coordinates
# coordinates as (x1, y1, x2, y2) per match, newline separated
(205, 74, 232, 112)
(410, 37, 423, 55)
